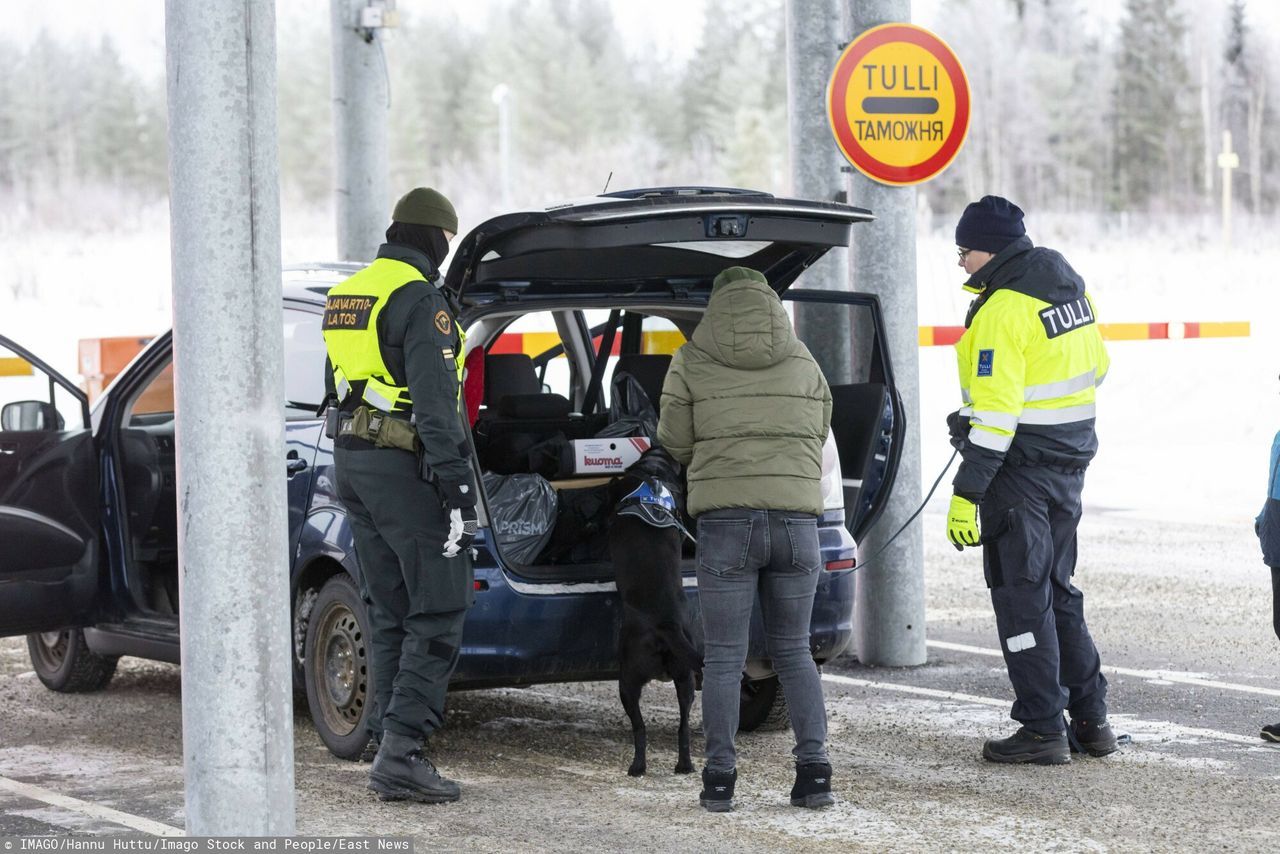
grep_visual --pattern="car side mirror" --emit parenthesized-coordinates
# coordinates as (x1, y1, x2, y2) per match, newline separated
(1, 400, 64, 431)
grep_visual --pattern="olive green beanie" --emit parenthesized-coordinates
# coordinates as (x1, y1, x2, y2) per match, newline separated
(712, 266, 769, 290)
(392, 187, 458, 233)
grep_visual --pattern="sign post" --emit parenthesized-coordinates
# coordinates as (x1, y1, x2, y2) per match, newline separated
(832, 8, 969, 668)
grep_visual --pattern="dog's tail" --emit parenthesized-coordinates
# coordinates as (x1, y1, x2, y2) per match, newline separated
(657, 620, 703, 674)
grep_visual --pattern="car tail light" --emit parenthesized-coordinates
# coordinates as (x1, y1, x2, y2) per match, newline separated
(825, 559, 855, 571)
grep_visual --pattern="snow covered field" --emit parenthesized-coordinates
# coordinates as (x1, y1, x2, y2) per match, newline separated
(2, 213, 1275, 530)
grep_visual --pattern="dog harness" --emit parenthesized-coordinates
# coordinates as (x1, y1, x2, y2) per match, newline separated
(615, 478, 696, 543)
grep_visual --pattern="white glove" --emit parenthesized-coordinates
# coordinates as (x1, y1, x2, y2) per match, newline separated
(443, 505, 478, 558)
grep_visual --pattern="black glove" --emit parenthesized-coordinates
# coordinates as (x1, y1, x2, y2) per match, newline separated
(946, 409, 968, 450)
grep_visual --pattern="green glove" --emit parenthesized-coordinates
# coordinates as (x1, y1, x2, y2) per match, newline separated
(946, 495, 980, 551)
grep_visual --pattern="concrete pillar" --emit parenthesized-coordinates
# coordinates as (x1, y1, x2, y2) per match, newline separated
(786, 0, 852, 384)
(165, 0, 296, 834)
(843, 0, 927, 667)
(331, 0, 391, 261)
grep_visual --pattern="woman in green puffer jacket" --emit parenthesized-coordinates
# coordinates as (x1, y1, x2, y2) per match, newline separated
(658, 265, 834, 813)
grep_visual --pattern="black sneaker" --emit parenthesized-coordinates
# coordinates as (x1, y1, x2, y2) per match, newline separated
(1070, 718, 1119, 757)
(790, 762, 835, 808)
(1261, 722, 1280, 743)
(982, 727, 1070, 765)
(368, 732, 461, 803)
(699, 768, 736, 813)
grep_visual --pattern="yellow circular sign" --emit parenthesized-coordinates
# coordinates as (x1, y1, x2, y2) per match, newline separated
(827, 24, 970, 185)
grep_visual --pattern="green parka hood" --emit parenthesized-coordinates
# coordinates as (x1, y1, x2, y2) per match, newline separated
(692, 277, 802, 371)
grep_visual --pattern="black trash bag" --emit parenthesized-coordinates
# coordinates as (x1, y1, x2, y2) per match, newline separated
(481, 472, 558, 566)
(597, 371, 656, 439)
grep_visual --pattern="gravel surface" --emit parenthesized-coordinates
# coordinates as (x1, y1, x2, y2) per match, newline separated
(1, 513, 1278, 852)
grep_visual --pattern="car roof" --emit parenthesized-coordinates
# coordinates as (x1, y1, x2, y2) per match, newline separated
(282, 262, 362, 305)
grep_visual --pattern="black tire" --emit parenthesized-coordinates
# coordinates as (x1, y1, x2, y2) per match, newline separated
(738, 675, 791, 733)
(26, 629, 119, 692)
(303, 574, 375, 760)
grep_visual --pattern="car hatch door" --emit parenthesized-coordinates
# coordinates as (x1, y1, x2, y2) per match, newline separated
(781, 290, 905, 543)
(0, 335, 103, 637)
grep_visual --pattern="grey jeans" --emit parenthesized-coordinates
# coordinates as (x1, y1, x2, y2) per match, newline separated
(696, 508, 829, 772)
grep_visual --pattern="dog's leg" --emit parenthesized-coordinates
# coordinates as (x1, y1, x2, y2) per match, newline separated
(619, 674, 648, 776)
(674, 670, 696, 774)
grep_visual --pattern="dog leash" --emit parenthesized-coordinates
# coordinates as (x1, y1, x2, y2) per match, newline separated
(852, 449, 958, 573)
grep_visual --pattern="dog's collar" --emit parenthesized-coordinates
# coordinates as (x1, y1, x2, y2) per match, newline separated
(615, 478, 696, 543)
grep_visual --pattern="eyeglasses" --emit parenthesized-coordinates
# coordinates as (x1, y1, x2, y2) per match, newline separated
(956, 247, 973, 260)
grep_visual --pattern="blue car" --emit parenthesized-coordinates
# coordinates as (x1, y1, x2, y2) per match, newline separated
(0, 187, 903, 759)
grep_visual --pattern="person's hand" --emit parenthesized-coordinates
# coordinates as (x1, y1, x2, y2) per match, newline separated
(443, 505, 478, 558)
(946, 495, 980, 551)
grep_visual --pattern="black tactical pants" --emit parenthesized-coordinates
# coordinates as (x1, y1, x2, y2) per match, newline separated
(335, 444, 474, 741)
(980, 464, 1107, 735)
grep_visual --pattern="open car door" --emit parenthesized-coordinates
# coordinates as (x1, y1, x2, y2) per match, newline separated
(782, 290, 905, 545)
(0, 335, 102, 636)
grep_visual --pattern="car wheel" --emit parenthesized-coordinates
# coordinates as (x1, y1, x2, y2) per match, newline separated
(303, 574, 374, 760)
(738, 674, 791, 733)
(26, 629, 118, 692)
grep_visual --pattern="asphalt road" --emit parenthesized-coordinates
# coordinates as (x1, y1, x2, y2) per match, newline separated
(1, 512, 1277, 852)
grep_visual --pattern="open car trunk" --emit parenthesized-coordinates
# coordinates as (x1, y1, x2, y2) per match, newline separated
(449, 188, 899, 584)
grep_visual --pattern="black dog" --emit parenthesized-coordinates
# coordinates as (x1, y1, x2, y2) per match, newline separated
(607, 470, 701, 777)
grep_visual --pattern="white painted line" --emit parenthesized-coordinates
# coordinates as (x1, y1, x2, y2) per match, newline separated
(0, 775, 184, 837)
(927, 639, 1280, 699)
(821, 674, 1267, 747)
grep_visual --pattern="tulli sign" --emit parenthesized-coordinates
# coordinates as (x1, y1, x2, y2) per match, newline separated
(827, 23, 970, 186)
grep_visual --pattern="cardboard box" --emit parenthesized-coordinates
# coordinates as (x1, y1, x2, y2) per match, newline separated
(78, 337, 152, 378)
(569, 437, 651, 475)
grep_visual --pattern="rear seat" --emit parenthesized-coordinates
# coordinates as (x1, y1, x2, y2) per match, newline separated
(609, 354, 672, 414)
(474, 353, 601, 475)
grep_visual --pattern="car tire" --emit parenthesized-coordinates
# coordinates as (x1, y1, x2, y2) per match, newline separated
(26, 629, 119, 692)
(738, 674, 792, 733)
(303, 574, 374, 761)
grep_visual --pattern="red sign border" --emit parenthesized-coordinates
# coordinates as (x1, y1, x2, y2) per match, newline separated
(827, 23, 971, 186)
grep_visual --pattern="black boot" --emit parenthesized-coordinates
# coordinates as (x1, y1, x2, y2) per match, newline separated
(699, 767, 736, 813)
(1261, 722, 1280, 743)
(1070, 718, 1119, 757)
(790, 762, 835, 808)
(368, 732, 461, 803)
(982, 727, 1070, 765)
(359, 733, 380, 763)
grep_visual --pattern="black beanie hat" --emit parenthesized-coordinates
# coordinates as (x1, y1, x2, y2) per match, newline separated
(955, 195, 1025, 254)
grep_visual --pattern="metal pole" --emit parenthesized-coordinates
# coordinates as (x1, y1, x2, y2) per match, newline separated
(331, 0, 391, 261)
(786, 0, 852, 384)
(165, 0, 295, 834)
(843, 0, 927, 667)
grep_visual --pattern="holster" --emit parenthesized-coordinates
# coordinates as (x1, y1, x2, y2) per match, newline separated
(339, 405, 421, 452)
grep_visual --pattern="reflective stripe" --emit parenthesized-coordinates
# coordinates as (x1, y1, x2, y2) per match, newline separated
(968, 427, 1013, 452)
(336, 376, 350, 399)
(969, 410, 1019, 432)
(1095, 369, 1107, 388)
(1019, 403, 1096, 425)
(961, 389, 972, 405)
(958, 405, 973, 417)
(1023, 369, 1096, 402)
(363, 384, 395, 413)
